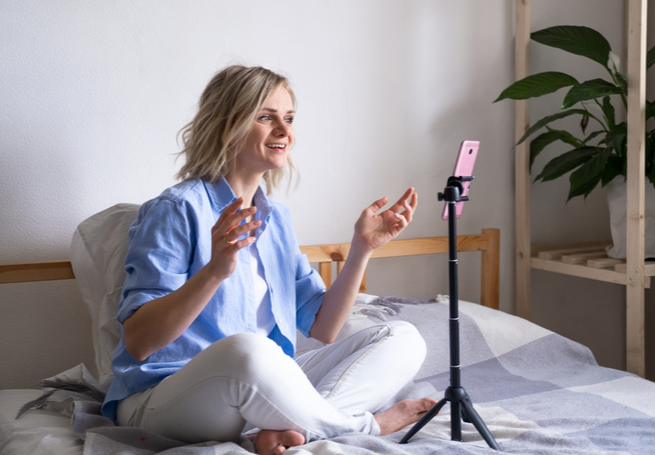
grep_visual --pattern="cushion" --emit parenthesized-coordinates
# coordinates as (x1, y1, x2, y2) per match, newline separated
(70, 204, 139, 379)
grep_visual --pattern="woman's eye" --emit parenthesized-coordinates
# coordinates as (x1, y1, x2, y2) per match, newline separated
(285, 117, 294, 124)
(259, 115, 271, 121)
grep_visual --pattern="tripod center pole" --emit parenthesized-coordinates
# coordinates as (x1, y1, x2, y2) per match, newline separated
(445, 188, 461, 389)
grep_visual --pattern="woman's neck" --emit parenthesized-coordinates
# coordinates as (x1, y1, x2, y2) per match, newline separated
(224, 172, 263, 210)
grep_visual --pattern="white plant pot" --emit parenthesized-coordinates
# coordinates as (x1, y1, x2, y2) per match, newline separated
(605, 177, 655, 259)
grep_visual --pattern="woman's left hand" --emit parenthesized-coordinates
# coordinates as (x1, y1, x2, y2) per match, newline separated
(353, 188, 418, 253)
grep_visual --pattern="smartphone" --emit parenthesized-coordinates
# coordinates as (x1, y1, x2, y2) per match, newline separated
(441, 140, 480, 220)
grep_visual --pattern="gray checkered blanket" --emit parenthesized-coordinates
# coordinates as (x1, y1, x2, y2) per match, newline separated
(17, 297, 655, 454)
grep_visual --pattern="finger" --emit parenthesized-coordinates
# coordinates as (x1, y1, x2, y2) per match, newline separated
(223, 219, 262, 243)
(216, 206, 257, 237)
(366, 196, 389, 213)
(389, 188, 415, 212)
(212, 197, 244, 231)
(393, 211, 409, 228)
(224, 234, 256, 253)
(399, 193, 418, 223)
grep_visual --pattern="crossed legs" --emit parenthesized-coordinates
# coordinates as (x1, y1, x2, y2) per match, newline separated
(117, 321, 431, 453)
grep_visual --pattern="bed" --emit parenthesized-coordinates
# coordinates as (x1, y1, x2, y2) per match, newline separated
(1, 204, 655, 455)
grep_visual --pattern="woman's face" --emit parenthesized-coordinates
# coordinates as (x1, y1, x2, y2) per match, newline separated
(236, 86, 295, 179)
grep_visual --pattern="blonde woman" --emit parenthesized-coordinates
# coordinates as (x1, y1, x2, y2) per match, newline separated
(102, 65, 435, 455)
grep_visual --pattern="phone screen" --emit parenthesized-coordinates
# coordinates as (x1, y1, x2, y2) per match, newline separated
(441, 140, 480, 220)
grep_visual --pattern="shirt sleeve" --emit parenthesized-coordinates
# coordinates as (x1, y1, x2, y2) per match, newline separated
(117, 197, 196, 324)
(294, 252, 326, 338)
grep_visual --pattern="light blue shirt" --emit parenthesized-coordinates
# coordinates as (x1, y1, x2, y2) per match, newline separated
(101, 178, 326, 420)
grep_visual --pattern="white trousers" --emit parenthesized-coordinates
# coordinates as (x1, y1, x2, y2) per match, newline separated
(117, 320, 426, 444)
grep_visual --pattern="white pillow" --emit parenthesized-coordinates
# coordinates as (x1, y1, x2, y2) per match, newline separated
(70, 204, 139, 379)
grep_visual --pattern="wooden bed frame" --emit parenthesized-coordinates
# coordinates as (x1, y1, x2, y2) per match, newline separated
(0, 228, 500, 309)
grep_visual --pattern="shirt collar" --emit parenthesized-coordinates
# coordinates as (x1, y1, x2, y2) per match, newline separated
(203, 178, 273, 224)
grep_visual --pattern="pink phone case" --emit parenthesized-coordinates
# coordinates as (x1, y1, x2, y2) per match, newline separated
(441, 140, 480, 220)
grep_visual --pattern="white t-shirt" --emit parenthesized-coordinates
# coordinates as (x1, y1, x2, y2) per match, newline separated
(249, 242, 276, 336)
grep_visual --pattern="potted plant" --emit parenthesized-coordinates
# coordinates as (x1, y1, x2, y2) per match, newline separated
(495, 25, 655, 258)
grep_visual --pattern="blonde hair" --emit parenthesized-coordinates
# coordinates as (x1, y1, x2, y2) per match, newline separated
(176, 65, 297, 193)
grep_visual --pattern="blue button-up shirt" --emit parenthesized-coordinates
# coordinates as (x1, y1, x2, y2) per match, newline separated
(101, 178, 326, 420)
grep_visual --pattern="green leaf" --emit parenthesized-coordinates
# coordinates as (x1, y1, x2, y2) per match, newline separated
(529, 129, 581, 170)
(535, 146, 603, 182)
(568, 147, 610, 199)
(532, 26, 612, 68)
(568, 173, 602, 200)
(647, 101, 655, 121)
(604, 123, 627, 156)
(561, 79, 626, 109)
(518, 109, 595, 145)
(601, 96, 615, 128)
(494, 72, 578, 102)
(616, 72, 628, 89)
(648, 44, 655, 69)
(583, 130, 605, 145)
(601, 155, 625, 187)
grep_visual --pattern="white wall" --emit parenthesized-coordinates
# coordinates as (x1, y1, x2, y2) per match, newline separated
(1, 0, 636, 390)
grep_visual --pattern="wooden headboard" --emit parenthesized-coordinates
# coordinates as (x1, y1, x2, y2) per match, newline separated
(0, 228, 500, 309)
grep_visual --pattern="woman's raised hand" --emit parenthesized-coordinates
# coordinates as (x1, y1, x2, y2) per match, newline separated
(207, 197, 261, 280)
(353, 188, 418, 253)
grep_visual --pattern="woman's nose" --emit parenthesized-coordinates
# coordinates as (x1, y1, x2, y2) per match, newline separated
(273, 121, 290, 136)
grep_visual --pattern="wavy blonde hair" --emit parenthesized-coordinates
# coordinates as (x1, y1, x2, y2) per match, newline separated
(176, 66, 297, 193)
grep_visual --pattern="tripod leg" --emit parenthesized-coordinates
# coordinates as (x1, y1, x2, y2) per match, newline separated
(399, 398, 447, 444)
(451, 401, 461, 441)
(461, 403, 472, 423)
(460, 397, 500, 451)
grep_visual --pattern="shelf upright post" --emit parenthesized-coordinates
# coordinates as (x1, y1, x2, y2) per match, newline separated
(625, 0, 647, 377)
(515, 0, 531, 320)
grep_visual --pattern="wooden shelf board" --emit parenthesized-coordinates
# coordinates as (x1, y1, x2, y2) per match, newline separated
(531, 242, 655, 288)
(531, 257, 629, 285)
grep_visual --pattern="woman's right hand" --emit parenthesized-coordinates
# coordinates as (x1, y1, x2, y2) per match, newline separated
(124, 197, 260, 361)
(206, 197, 261, 280)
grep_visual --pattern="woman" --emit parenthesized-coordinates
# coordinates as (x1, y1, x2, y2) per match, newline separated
(102, 65, 435, 455)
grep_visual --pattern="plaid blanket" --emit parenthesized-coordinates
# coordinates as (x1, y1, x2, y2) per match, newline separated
(16, 297, 655, 454)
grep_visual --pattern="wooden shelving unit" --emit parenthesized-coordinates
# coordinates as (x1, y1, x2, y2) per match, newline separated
(514, 0, 649, 377)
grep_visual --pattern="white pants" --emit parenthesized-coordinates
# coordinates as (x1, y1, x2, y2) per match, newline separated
(117, 320, 426, 444)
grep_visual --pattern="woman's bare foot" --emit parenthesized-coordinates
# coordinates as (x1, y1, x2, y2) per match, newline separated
(247, 429, 305, 455)
(374, 398, 438, 436)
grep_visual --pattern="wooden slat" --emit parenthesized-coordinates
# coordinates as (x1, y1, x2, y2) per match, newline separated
(515, 0, 531, 320)
(561, 251, 609, 265)
(588, 258, 624, 269)
(481, 228, 500, 309)
(0, 261, 74, 284)
(538, 244, 611, 261)
(532, 240, 612, 257)
(319, 262, 332, 289)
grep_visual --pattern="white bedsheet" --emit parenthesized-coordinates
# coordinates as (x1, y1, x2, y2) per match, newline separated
(0, 389, 82, 455)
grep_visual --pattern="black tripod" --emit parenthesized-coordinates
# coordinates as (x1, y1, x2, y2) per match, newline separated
(399, 176, 499, 451)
